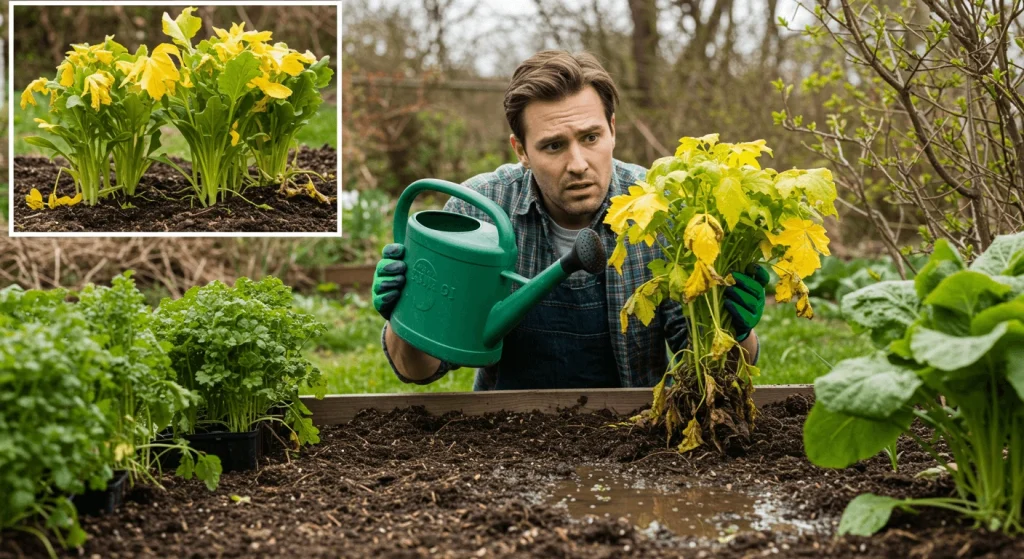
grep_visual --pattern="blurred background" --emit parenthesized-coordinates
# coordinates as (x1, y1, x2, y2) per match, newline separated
(0, 0, 944, 394)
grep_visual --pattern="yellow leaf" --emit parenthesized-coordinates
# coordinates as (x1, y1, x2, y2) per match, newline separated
(20, 77, 49, 110)
(713, 170, 751, 230)
(766, 218, 831, 278)
(248, 75, 292, 99)
(711, 328, 736, 360)
(718, 139, 773, 169)
(620, 280, 659, 332)
(684, 260, 713, 301)
(608, 236, 627, 275)
(58, 62, 75, 87)
(627, 223, 656, 247)
(122, 43, 181, 101)
(54, 192, 82, 207)
(795, 281, 814, 319)
(774, 168, 838, 217)
(678, 418, 704, 453)
(741, 168, 777, 196)
(651, 374, 668, 417)
(26, 189, 44, 210)
(772, 259, 800, 303)
(759, 238, 773, 260)
(34, 118, 58, 131)
(603, 181, 669, 236)
(83, 71, 114, 111)
(48, 191, 58, 210)
(114, 443, 134, 462)
(683, 213, 723, 265)
(635, 283, 658, 326)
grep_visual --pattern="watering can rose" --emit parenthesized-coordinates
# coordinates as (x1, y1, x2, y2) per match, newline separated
(605, 134, 837, 454)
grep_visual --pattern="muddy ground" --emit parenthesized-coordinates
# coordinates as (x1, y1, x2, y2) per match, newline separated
(1, 394, 1021, 558)
(10, 146, 338, 233)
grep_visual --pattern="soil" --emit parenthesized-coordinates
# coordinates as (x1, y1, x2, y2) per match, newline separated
(10, 146, 338, 233)
(2, 394, 1022, 559)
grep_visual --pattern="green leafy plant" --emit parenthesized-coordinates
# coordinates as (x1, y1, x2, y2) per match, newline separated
(0, 292, 114, 556)
(804, 231, 1024, 536)
(76, 272, 221, 490)
(803, 254, 929, 302)
(153, 276, 327, 445)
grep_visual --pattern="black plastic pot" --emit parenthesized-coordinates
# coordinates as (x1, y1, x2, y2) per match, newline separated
(156, 428, 263, 473)
(73, 469, 129, 516)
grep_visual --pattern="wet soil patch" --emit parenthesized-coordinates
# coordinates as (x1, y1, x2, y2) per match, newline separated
(2, 395, 1021, 558)
(10, 145, 337, 233)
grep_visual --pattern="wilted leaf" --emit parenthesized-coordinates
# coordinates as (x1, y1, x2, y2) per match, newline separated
(678, 418, 704, 453)
(767, 218, 831, 278)
(684, 213, 723, 264)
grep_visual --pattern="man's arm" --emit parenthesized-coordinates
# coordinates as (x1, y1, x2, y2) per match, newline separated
(738, 330, 760, 365)
(383, 322, 444, 382)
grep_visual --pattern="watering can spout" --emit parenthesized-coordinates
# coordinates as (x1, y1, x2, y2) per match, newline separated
(482, 228, 607, 347)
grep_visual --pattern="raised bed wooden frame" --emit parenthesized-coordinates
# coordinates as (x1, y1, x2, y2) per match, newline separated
(300, 384, 813, 426)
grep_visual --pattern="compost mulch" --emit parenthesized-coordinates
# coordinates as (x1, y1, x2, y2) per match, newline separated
(2, 394, 1021, 559)
(10, 145, 337, 233)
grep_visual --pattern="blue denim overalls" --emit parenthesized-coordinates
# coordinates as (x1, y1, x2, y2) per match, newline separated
(472, 267, 621, 390)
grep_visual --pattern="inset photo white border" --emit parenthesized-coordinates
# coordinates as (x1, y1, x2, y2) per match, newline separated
(7, 0, 343, 237)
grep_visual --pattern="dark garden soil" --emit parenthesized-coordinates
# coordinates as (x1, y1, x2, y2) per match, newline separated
(10, 146, 338, 233)
(3, 394, 1022, 559)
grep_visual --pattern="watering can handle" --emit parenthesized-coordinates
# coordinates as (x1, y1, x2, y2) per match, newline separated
(392, 178, 516, 253)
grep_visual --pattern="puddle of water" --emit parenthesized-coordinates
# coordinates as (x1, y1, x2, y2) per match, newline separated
(546, 465, 808, 539)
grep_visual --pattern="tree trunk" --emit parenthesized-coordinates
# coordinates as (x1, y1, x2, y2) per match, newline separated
(629, 0, 659, 106)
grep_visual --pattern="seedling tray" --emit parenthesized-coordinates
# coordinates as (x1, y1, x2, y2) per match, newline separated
(73, 469, 129, 517)
(157, 428, 263, 473)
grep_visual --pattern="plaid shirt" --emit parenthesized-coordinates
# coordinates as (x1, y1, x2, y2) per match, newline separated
(383, 158, 690, 388)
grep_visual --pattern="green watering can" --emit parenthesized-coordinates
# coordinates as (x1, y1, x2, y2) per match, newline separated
(389, 178, 607, 367)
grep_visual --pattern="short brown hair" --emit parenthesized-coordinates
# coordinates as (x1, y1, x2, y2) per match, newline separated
(504, 50, 619, 146)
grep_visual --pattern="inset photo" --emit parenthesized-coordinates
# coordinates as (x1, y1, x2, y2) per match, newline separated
(9, 3, 339, 235)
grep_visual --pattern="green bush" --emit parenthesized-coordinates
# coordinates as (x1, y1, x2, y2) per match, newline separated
(804, 232, 1024, 536)
(0, 292, 115, 554)
(154, 276, 327, 445)
(76, 272, 219, 488)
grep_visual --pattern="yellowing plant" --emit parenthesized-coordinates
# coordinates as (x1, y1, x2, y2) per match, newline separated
(606, 134, 837, 452)
(21, 7, 334, 212)
(141, 7, 334, 207)
(21, 35, 161, 207)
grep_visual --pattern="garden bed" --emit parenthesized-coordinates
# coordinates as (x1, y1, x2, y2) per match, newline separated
(10, 145, 338, 233)
(2, 391, 1020, 559)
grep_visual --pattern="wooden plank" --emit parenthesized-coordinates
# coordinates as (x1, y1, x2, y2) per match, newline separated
(300, 385, 813, 426)
(318, 264, 375, 289)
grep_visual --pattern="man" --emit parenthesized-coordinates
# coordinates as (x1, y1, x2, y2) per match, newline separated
(372, 50, 767, 390)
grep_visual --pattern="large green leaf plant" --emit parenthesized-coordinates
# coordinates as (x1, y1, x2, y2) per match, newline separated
(804, 231, 1024, 536)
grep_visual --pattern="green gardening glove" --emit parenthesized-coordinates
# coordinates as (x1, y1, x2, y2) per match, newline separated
(723, 263, 770, 342)
(372, 243, 407, 321)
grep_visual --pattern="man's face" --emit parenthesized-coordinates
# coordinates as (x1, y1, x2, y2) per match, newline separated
(511, 86, 616, 229)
